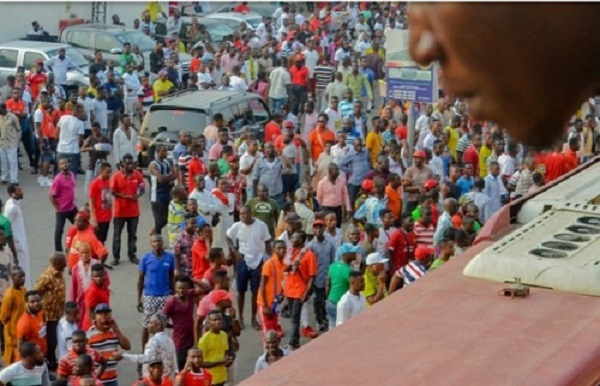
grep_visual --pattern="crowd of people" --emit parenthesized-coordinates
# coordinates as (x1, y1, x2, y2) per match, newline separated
(0, 1, 596, 386)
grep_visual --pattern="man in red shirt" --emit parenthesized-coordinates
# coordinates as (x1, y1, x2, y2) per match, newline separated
(57, 329, 107, 381)
(89, 162, 113, 244)
(289, 55, 310, 116)
(388, 213, 417, 273)
(544, 140, 567, 183)
(264, 113, 283, 144)
(191, 222, 212, 282)
(27, 59, 47, 101)
(563, 135, 580, 174)
(462, 132, 481, 175)
(175, 348, 212, 386)
(110, 153, 145, 265)
(233, 1, 250, 13)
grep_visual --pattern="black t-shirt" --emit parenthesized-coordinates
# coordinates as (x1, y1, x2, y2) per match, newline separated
(89, 62, 106, 76)
(446, 181, 462, 200)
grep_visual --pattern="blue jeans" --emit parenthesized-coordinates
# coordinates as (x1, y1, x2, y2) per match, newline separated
(57, 152, 80, 177)
(326, 300, 337, 330)
(271, 193, 283, 208)
(269, 97, 287, 114)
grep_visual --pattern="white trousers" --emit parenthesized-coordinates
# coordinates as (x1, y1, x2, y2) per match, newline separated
(0, 146, 18, 183)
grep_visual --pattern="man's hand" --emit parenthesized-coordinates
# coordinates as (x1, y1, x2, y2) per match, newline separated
(377, 269, 387, 285)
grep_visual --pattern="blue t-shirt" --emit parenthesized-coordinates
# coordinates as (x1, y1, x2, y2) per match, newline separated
(457, 176, 474, 196)
(139, 251, 175, 296)
(104, 83, 122, 111)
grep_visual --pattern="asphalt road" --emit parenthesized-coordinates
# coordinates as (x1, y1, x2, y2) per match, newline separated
(20, 156, 319, 384)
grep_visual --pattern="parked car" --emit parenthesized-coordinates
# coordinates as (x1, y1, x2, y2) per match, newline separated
(204, 12, 263, 31)
(138, 90, 270, 166)
(59, 24, 192, 77)
(0, 41, 89, 88)
(178, 16, 235, 46)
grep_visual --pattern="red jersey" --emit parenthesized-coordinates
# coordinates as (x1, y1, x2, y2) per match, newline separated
(233, 3, 250, 12)
(462, 145, 479, 176)
(290, 65, 309, 87)
(187, 157, 206, 195)
(28, 72, 47, 100)
(110, 170, 145, 218)
(264, 121, 282, 144)
(388, 229, 416, 270)
(89, 177, 113, 223)
(175, 369, 212, 386)
(82, 281, 110, 331)
(544, 152, 566, 183)
(563, 148, 578, 174)
(191, 239, 210, 280)
(6, 99, 25, 116)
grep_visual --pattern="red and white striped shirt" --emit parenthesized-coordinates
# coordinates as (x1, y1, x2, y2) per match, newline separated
(413, 222, 435, 249)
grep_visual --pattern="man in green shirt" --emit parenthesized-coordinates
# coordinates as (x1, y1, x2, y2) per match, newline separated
(119, 42, 137, 74)
(343, 63, 373, 109)
(0, 199, 16, 260)
(326, 243, 358, 330)
(245, 185, 279, 238)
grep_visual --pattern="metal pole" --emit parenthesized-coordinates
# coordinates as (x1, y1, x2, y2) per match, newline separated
(407, 100, 415, 167)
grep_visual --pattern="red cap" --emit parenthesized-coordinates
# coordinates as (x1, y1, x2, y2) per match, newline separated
(414, 246, 435, 260)
(312, 219, 325, 227)
(361, 179, 374, 192)
(284, 121, 295, 128)
(35, 59, 44, 64)
(211, 289, 233, 304)
(413, 150, 426, 159)
(423, 179, 438, 190)
(227, 155, 239, 163)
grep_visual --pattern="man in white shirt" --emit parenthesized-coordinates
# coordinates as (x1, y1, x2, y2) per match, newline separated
(302, 41, 319, 83)
(112, 115, 138, 164)
(229, 65, 248, 93)
(268, 57, 291, 114)
(429, 140, 445, 181)
(92, 89, 109, 136)
(0, 342, 50, 386)
(324, 96, 343, 132)
(166, 9, 182, 35)
(57, 104, 85, 175)
(188, 174, 219, 225)
(336, 271, 366, 326)
(122, 64, 141, 119)
(45, 48, 83, 94)
(226, 206, 272, 329)
(239, 139, 262, 199)
(423, 118, 442, 151)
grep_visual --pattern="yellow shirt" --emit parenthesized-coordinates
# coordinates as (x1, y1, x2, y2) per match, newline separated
(365, 130, 383, 167)
(444, 126, 460, 161)
(153, 79, 174, 101)
(479, 145, 492, 178)
(198, 330, 229, 384)
(361, 269, 385, 308)
(88, 86, 98, 98)
(145, 1, 163, 22)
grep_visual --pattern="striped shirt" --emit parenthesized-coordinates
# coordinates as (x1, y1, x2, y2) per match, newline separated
(397, 260, 428, 286)
(87, 327, 120, 384)
(57, 347, 104, 381)
(314, 65, 335, 92)
(457, 134, 471, 156)
(137, 85, 154, 112)
(413, 222, 435, 249)
(339, 99, 354, 119)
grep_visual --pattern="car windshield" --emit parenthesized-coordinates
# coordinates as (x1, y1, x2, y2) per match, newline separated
(213, 18, 240, 30)
(147, 109, 207, 138)
(45, 47, 89, 67)
(204, 23, 234, 42)
(114, 31, 155, 52)
(244, 18, 261, 29)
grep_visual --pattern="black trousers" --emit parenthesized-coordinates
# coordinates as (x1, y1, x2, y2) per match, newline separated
(95, 221, 110, 244)
(176, 344, 194, 372)
(113, 217, 139, 261)
(46, 320, 58, 369)
(151, 201, 169, 235)
(322, 205, 343, 228)
(288, 297, 303, 347)
(55, 208, 77, 251)
(313, 286, 326, 325)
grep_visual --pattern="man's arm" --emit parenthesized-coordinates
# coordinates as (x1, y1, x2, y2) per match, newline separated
(137, 270, 144, 312)
(111, 320, 131, 350)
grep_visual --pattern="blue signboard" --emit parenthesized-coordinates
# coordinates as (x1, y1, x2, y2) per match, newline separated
(386, 65, 435, 103)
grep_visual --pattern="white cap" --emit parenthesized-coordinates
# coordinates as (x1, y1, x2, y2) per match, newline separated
(366, 252, 388, 266)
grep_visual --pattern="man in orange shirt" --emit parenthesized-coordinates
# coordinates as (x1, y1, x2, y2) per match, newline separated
(289, 55, 310, 116)
(16, 290, 47, 356)
(257, 240, 286, 338)
(563, 135, 580, 173)
(284, 231, 318, 349)
(264, 113, 283, 144)
(385, 174, 403, 220)
(308, 113, 336, 163)
(66, 211, 108, 269)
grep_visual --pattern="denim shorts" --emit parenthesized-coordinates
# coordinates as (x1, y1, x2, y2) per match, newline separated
(236, 259, 263, 293)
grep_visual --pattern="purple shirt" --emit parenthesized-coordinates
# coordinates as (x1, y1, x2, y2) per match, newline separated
(49, 171, 76, 212)
(162, 290, 195, 349)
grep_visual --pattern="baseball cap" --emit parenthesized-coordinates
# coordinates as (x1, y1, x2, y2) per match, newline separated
(146, 356, 163, 366)
(35, 59, 44, 65)
(211, 289, 233, 304)
(366, 252, 388, 266)
(286, 213, 302, 223)
(338, 242, 360, 255)
(423, 179, 438, 190)
(414, 246, 435, 260)
(312, 219, 325, 227)
(413, 150, 426, 159)
(284, 121, 295, 128)
(227, 155, 239, 163)
(196, 216, 207, 228)
(361, 179, 374, 192)
(94, 303, 111, 314)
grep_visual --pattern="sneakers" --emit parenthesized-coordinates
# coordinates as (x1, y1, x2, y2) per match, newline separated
(318, 323, 328, 333)
(40, 177, 52, 187)
(301, 326, 319, 339)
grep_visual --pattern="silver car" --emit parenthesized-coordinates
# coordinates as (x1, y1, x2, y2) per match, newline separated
(0, 41, 89, 87)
